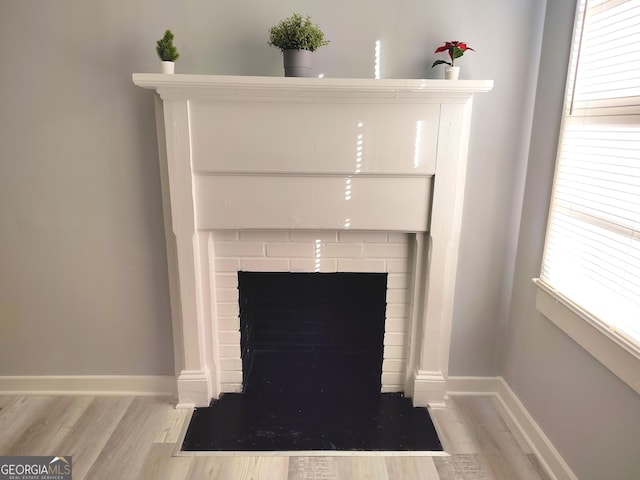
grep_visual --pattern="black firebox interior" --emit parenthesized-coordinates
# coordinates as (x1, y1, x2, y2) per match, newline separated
(239, 271, 386, 399)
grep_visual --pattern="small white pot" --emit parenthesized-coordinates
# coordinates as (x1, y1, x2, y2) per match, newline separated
(444, 66, 460, 80)
(161, 61, 175, 74)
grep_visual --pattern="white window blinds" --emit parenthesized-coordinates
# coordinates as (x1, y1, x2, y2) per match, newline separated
(540, 0, 640, 347)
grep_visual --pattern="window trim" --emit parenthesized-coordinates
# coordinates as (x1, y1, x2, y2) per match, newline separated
(535, 0, 640, 393)
(534, 278, 640, 395)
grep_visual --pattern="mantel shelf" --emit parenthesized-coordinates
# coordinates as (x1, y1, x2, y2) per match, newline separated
(132, 74, 493, 101)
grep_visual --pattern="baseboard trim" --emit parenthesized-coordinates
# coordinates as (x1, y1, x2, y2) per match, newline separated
(0, 375, 177, 397)
(447, 376, 577, 480)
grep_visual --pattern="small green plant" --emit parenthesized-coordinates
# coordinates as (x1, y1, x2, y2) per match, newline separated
(268, 13, 329, 52)
(156, 30, 179, 62)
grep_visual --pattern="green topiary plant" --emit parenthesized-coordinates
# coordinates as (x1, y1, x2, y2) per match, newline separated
(156, 30, 179, 62)
(268, 13, 329, 52)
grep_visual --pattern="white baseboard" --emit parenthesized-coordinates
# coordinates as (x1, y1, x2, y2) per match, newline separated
(0, 375, 177, 397)
(447, 376, 577, 480)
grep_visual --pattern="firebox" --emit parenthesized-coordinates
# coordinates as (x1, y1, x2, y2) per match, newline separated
(238, 272, 387, 399)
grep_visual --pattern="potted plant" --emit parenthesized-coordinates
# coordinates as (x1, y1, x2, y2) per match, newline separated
(431, 41, 474, 80)
(156, 30, 179, 74)
(268, 13, 329, 77)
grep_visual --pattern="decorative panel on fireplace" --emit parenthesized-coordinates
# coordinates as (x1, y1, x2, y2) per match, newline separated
(238, 272, 387, 399)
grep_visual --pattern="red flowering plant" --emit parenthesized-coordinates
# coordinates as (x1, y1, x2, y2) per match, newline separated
(431, 41, 474, 68)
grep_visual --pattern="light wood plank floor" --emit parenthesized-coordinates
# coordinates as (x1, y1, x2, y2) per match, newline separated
(0, 395, 552, 479)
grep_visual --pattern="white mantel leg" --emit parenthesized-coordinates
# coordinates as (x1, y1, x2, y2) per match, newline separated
(157, 96, 215, 408)
(411, 100, 474, 408)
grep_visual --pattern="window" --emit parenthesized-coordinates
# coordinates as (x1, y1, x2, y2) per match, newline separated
(539, 0, 640, 350)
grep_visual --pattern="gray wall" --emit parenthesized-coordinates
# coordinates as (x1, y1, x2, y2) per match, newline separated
(0, 1, 175, 375)
(504, 0, 640, 478)
(0, 0, 543, 377)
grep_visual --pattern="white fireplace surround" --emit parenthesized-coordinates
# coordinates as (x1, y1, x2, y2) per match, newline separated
(209, 229, 414, 395)
(133, 74, 493, 408)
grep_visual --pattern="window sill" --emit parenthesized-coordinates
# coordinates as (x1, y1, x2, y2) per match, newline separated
(534, 279, 640, 396)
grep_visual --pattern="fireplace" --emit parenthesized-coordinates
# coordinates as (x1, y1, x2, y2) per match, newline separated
(132, 74, 493, 408)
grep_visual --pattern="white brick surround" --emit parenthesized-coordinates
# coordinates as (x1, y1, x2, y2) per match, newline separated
(211, 230, 413, 393)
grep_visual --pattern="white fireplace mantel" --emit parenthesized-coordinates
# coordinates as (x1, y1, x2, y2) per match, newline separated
(133, 74, 493, 408)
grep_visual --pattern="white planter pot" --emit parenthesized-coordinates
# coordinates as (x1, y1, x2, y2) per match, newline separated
(444, 66, 460, 80)
(283, 49, 313, 77)
(161, 61, 175, 74)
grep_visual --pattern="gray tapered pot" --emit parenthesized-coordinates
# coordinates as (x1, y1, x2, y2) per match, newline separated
(283, 49, 313, 77)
